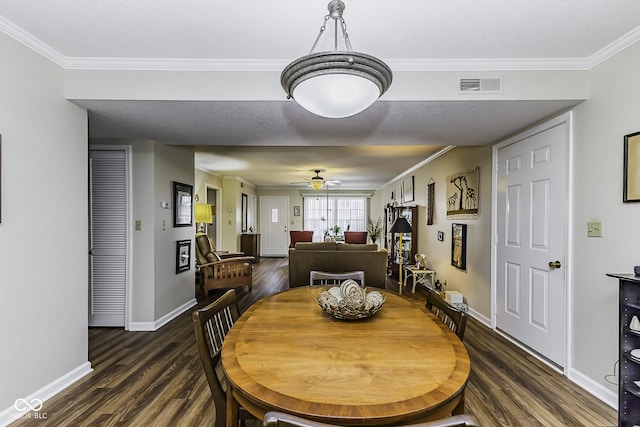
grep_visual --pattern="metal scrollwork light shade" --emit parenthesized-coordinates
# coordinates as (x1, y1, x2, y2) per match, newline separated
(281, 1, 392, 119)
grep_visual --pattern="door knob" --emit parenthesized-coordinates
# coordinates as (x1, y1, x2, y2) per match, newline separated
(549, 261, 561, 269)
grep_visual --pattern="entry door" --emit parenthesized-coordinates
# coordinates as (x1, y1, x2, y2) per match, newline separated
(260, 196, 289, 257)
(495, 114, 569, 367)
(89, 148, 129, 327)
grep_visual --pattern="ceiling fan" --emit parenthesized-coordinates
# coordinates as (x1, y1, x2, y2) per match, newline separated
(290, 169, 341, 190)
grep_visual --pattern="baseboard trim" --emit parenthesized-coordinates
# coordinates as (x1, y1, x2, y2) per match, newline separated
(0, 362, 92, 427)
(567, 367, 618, 409)
(466, 306, 491, 327)
(128, 298, 197, 332)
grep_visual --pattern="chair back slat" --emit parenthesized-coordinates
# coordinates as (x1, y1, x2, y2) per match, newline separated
(426, 290, 467, 340)
(263, 411, 479, 427)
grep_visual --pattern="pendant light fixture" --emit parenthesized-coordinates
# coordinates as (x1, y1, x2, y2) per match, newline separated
(281, 1, 392, 119)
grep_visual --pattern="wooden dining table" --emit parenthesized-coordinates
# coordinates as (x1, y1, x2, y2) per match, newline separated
(221, 286, 471, 427)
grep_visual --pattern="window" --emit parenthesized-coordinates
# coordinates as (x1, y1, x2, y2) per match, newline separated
(304, 195, 367, 241)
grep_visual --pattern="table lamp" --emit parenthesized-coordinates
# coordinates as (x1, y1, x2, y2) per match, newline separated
(194, 203, 213, 234)
(389, 216, 413, 294)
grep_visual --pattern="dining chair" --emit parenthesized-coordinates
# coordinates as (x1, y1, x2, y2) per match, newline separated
(263, 411, 479, 427)
(192, 289, 256, 427)
(426, 290, 468, 340)
(309, 270, 365, 287)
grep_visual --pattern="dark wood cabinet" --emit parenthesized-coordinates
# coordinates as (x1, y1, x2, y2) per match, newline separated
(608, 273, 640, 426)
(241, 233, 260, 263)
(384, 206, 418, 277)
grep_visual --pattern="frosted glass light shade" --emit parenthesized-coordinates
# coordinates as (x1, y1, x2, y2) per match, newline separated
(281, 51, 392, 119)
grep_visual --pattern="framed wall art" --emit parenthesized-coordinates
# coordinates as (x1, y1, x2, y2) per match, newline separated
(451, 223, 467, 270)
(624, 131, 640, 202)
(446, 167, 479, 220)
(241, 193, 248, 232)
(293, 205, 301, 216)
(173, 181, 193, 227)
(176, 239, 191, 273)
(403, 175, 414, 203)
(437, 231, 444, 242)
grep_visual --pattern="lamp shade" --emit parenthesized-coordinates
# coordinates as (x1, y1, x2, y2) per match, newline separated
(194, 204, 213, 224)
(389, 216, 412, 234)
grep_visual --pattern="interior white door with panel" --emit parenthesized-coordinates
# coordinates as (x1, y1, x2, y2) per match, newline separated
(260, 196, 289, 257)
(494, 113, 570, 368)
(89, 147, 130, 328)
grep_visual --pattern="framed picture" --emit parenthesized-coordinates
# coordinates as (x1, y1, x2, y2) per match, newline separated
(437, 231, 444, 242)
(403, 176, 414, 203)
(451, 223, 467, 270)
(176, 239, 191, 273)
(624, 131, 640, 202)
(293, 205, 301, 216)
(241, 193, 248, 232)
(173, 181, 193, 227)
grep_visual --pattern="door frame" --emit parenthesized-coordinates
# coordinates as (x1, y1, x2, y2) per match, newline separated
(490, 111, 574, 372)
(205, 183, 222, 249)
(89, 144, 133, 330)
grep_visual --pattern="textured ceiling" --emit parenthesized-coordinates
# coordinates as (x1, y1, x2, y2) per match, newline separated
(1, 1, 639, 189)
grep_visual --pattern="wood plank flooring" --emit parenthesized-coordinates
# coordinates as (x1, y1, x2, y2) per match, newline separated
(11, 258, 616, 426)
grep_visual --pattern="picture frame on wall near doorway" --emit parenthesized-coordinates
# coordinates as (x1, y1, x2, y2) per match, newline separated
(173, 181, 193, 227)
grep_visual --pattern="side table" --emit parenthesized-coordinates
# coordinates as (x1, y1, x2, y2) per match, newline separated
(404, 265, 436, 294)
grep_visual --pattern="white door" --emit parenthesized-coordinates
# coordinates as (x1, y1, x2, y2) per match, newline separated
(89, 148, 129, 327)
(260, 196, 289, 257)
(495, 114, 570, 367)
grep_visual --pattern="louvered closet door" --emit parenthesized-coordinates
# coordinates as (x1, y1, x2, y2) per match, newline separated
(89, 149, 128, 327)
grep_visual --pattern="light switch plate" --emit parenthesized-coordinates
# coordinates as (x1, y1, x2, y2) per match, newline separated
(587, 220, 603, 237)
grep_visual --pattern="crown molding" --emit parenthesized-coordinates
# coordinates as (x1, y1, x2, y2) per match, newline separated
(63, 56, 593, 72)
(2, 14, 638, 73)
(0, 15, 66, 67)
(586, 25, 640, 69)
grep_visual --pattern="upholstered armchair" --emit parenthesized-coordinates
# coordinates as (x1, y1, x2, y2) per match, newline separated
(289, 230, 314, 248)
(195, 234, 254, 296)
(343, 231, 368, 244)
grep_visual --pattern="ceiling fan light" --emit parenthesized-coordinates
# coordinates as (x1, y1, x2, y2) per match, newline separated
(310, 177, 325, 190)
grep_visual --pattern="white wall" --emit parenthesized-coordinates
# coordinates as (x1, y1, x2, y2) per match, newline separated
(0, 33, 90, 415)
(154, 144, 196, 318)
(571, 41, 640, 396)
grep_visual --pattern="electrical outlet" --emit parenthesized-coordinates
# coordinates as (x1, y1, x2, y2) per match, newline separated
(587, 220, 603, 237)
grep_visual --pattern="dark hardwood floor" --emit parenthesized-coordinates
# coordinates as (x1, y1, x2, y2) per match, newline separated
(12, 258, 616, 426)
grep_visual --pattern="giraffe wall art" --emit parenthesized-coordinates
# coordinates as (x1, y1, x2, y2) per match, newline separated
(446, 167, 479, 220)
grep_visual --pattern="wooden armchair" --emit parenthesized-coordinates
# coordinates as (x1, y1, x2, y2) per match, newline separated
(343, 231, 368, 244)
(195, 234, 254, 296)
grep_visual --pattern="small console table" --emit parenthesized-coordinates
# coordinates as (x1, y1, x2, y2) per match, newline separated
(404, 265, 436, 294)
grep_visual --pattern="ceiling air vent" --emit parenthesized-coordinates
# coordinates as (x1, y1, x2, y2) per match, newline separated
(459, 78, 502, 93)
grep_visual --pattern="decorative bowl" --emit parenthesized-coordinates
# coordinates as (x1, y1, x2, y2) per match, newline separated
(315, 281, 386, 320)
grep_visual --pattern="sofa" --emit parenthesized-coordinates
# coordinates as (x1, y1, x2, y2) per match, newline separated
(288, 242, 387, 288)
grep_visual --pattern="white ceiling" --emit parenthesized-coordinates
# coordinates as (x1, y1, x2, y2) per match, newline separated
(1, 1, 639, 189)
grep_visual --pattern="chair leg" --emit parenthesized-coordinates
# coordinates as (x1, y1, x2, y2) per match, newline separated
(452, 389, 465, 415)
